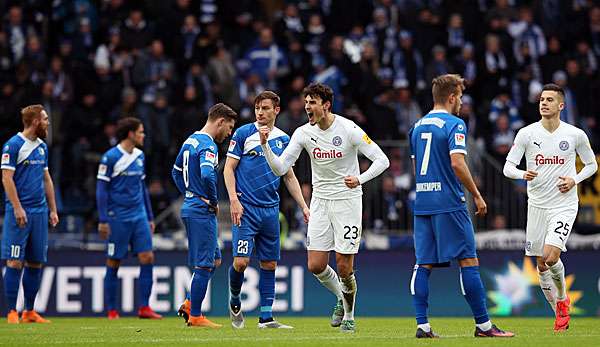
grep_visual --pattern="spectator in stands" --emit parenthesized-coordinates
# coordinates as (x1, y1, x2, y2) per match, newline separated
(489, 90, 523, 131)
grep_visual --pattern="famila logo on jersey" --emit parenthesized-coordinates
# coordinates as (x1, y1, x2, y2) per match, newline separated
(312, 147, 343, 159)
(534, 154, 565, 165)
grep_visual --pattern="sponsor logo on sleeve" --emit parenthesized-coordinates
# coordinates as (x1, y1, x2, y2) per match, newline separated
(228, 140, 236, 152)
(455, 133, 466, 146)
(98, 164, 107, 175)
(205, 151, 216, 163)
(1, 153, 9, 165)
(362, 134, 372, 145)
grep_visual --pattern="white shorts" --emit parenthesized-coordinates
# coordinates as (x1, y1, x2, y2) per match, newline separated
(306, 196, 362, 254)
(525, 204, 577, 256)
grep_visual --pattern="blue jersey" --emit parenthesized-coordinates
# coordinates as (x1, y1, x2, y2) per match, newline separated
(1, 133, 48, 213)
(173, 132, 219, 217)
(409, 111, 468, 215)
(227, 123, 289, 207)
(97, 145, 148, 221)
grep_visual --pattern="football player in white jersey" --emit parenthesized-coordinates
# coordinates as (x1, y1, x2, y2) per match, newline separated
(259, 83, 390, 333)
(503, 83, 597, 331)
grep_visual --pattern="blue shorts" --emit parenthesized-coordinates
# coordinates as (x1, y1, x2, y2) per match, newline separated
(107, 216, 153, 259)
(183, 215, 221, 268)
(232, 204, 280, 261)
(413, 208, 477, 265)
(1, 211, 48, 263)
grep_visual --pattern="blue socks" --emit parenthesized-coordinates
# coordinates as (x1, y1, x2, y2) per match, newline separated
(460, 266, 490, 324)
(22, 267, 42, 311)
(411, 266, 431, 324)
(138, 264, 153, 307)
(3, 267, 22, 311)
(104, 266, 119, 311)
(259, 268, 275, 321)
(190, 268, 211, 317)
(228, 265, 244, 307)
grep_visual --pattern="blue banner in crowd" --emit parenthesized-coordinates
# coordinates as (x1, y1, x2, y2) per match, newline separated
(2, 250, 599, 317)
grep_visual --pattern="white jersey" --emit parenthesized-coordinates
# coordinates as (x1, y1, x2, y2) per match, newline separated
(263, 115, 389, 200)
(506, 121, 596, 208)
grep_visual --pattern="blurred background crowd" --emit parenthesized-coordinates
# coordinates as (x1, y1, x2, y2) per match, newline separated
(0, 0, 599, 240)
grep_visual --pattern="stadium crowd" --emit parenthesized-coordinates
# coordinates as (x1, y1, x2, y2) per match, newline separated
(0, 0, 599, 234)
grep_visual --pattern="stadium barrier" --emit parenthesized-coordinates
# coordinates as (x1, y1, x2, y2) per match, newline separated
(2, 250, 599, 317)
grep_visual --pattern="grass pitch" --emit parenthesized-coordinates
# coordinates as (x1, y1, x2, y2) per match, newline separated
(0, 317, 598, 346)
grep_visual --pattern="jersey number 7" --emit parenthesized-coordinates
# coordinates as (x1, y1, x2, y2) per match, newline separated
(420, 132, 432, 175)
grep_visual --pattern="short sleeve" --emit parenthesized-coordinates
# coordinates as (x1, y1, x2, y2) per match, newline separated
(408, 126, 415, 159)
(448, 119, 468, 155)
(97, 154, 113, 182)
(227, 129, 245, 160)
(1, 142, 17, 170)
(506, 128, 527, 165)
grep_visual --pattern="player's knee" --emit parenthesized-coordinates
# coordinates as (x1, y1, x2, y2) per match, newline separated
(260, 261, 277, 271)
(6, 260, 23, 269)
(214, 258, 222, 269)
(138, 252, 154, 264)
(106, 258, 121, 268)
(543, 254, 559, 267)
(24, 261, 42, 269)
(307, 260, 326, 274)
(233, 257, 249, 272)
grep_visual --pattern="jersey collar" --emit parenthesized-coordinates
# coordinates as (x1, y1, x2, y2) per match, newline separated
(195, 130, 214, 141)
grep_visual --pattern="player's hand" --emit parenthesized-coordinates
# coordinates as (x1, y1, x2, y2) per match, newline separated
(14, 207, 27, 228)
(49, 211, 59, 227)
(230, 199, 244, 226)
(558, 176, 576, 193)
(473, 195, 487, 216)
(98, 223, 111, 240)
(149, 221, 156, 234)
(302, 206, 310, 224)
(214, 204, 219, 215)
(344, 176, 360, 188)
(259, 126, 270, 145)
(523, 170, 538, 181)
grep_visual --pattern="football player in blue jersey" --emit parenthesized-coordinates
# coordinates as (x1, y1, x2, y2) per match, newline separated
(223, 91, 309, 329)
(2, 105, 58, 324)
(96, 117, 161, 320)
(172, 103, 237, 328)
(408, 74, 514, 338)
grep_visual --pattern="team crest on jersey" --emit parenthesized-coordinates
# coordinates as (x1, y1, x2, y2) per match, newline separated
(1, 153, 9, 165)
(559, 141, 569, 151)
(525, 241, 532, 252)
(228, 140, 236, 152)
(455, 133, 466, 146)
(38, 147, 45, 156)
(275, 140, 283, 149)
(136, 158, 143, 167)
(332, 136, 343, 146)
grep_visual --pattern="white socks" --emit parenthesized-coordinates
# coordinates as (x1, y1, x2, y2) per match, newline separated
(340, 273, 357, 321)
(538, 270, 557, 312)
(314, 265, 343, 300)
(548, 259, 566, 301)
(476, 320, 492, 332)
(417, 323, 431, 332)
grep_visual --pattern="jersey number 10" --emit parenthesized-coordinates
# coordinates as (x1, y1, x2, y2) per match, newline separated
(420, 133, 432, 176)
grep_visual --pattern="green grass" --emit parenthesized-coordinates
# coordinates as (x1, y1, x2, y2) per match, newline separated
(0, 317, 598, 346)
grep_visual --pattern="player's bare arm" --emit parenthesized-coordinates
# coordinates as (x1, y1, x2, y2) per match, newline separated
(224, 156, 243, 226)
(2, 169, 27, 227)
(283, 169, 310, 223)
(450, 153, 487, 216)
(44, 170, 59, 227)
(98, 222, 111, 240)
